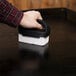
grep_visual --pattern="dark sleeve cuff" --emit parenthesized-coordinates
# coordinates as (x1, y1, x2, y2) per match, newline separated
(0, 0, 23, 26)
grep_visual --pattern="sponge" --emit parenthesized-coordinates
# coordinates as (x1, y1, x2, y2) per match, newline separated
(18, 19, 50, 46)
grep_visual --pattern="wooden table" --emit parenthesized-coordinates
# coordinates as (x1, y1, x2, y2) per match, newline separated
(0, 10, 76, 75)
(0, 23, 18, 60)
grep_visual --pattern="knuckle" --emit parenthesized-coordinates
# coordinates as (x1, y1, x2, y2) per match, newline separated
(36, 11, 40, 14)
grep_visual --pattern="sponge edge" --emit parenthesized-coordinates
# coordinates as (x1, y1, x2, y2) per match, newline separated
(18, 34, 49, 46)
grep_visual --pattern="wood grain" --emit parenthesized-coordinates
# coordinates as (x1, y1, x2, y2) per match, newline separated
(7, 0, 67, 10)
(7, 0, 30, 10)
(68, 0, 76, 11)
(7, 0, 76, 11)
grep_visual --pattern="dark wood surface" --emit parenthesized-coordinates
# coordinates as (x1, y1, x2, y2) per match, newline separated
(0, 23, 18, 60)
(0, 17, 76, 75)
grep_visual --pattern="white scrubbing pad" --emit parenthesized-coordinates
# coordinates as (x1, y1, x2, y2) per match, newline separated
(18, 34, 49, 46)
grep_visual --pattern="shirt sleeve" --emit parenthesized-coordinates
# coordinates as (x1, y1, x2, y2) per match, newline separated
(0, 0, 23, 26)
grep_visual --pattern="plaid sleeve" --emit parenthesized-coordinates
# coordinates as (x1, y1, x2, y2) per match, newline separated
(0, 0, 23, 26)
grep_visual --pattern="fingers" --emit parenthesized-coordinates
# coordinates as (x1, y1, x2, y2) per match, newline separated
(34, 11, 43, 29)
(34, 20, 43, 29)
(35, 11, 43, 20)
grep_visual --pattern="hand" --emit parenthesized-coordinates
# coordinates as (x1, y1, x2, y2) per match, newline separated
(20, 10, 43, 29)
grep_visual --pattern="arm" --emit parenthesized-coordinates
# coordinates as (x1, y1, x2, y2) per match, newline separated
(0, 0, 23, 26)
(0, 0, 42, 29)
